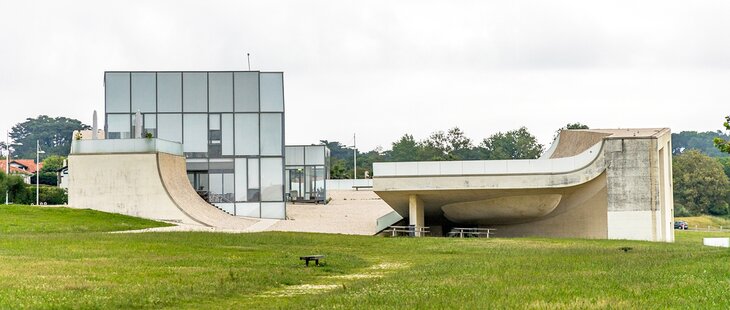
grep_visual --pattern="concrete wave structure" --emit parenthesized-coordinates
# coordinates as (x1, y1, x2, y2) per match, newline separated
(373, 128, 674, 242)
(67, 138, 395, 235)
(68, 139, 257, 229)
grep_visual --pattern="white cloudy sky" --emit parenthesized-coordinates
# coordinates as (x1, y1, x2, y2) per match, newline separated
(1, 0, 729, 150)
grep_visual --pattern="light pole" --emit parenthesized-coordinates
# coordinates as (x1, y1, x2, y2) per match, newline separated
(36, 140, 45, 206)
(351, 133, 357, 180)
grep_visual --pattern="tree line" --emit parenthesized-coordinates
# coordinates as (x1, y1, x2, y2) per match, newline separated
(325, 124, 590, 179)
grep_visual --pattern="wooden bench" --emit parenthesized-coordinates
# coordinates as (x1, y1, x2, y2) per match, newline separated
(300, 255, 325, 266)
(352, 185, 373, 191)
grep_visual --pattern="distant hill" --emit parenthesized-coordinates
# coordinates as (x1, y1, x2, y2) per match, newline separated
(672, 131, 730, 157)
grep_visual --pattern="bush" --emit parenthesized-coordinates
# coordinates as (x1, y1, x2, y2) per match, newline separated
(709, 202, 730, 216)
(37, 186, 68, 205)
(674, 203, 693, 217)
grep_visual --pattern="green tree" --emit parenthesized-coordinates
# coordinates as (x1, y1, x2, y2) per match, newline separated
(417, 127, 477, 161)
(673, 150, 730, 215)
(480, 127, 543, 160)
(9, 115, 90, 158)
(714, 115, 730, 154)
(388, 134, 420, 161)
(35, 155, 66, 186)
(717, 157, 730, 180)
(672, 130, 730, 157)
(565, 123, 589, 129)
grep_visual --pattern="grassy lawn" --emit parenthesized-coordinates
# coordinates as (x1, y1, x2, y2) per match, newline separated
(0, 205, 728, 309)
(676, 215, 730, 229)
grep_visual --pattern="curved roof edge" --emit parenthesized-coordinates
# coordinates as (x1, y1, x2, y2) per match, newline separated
(373, 141, 604, 178)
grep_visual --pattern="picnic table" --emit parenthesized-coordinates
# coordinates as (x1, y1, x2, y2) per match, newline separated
(384, 225, 430, 237)
(448, 227, 496, 238)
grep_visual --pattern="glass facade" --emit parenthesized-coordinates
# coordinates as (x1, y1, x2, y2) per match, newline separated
(285, 145, 330, 204)
(104, 71, 286, 219)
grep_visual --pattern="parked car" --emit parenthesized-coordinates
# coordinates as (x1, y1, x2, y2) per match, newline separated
(674, 221, 689, 230)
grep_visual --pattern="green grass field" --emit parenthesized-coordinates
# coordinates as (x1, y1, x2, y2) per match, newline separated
(0, 205, 729, 309)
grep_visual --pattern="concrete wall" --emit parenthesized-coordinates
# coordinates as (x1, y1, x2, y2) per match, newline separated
(372, 128, 675, 242)
(68, 153, 199, 224)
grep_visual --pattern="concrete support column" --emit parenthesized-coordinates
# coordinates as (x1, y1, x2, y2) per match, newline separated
(409, 194, 425, 236)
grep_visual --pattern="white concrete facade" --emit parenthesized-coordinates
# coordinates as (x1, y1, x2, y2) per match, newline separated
(373, 128, 675, 242)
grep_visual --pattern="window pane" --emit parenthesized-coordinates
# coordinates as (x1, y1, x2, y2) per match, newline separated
(222, 114, 233, 156)
(261, 158, 283, 201)
(260, 114, 282, 156)
(106, 73, 130, 113)
(224, 173, 234, 201)
(234, 72, 259, 112)
(305, 145, 325, 165)
(235, 158, 247, 201)
(158, 73, 182, 112)
(183, 114, 207, 153)
(183, 72, 207, 112)
(209, 72, 233, 112)
(209, 114, 220, 130)
(260, 72, 283, 112)
(131, 73, 156, 113)
(248, 158, 259, 189)
(107, 114, 130, 139)
(158, 114, 182, 143)
(210, 173, 223, 201)
(285, 146, 304, 165)
(235, 114, 258, 155)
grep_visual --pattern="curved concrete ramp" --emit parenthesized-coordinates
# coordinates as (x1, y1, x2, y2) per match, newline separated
(68, 151, 257, 229)
(157, 153, 257, 229)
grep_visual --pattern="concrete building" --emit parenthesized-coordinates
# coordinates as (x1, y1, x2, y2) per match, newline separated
(104, 71, 285, 219)
(373, 128, 675, 242)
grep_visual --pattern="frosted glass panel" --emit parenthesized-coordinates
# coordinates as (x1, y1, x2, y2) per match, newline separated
(235, 158, 247, 201)
(210, 173, 223, 195)
(286, 146, 304, 165)
(107, 114, 130, 139)
(158, 114, 182, 143)
(158, 73, 182, 112)
(106, 73, 130, 113)
(260, 73, 283, 112)
(235, 114, 258, 155)
(209, 72, 233, 112)
(261, 158, 283, 201)
(260, 114, 282, 156)
(234, 72, 259, 112)
(261, 202, 285, 219)
(183, 73, 207, 112)
(224, 173, 234, 198)
(183, 114, 207, 152)
(305, 145, 325, 165)
(222, 114, 233, 156)
(131, 73, 156, 112)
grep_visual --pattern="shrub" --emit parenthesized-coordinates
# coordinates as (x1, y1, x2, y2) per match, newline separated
(674, 203, 693, 217)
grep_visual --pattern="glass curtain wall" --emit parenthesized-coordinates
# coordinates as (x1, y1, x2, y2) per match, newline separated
(284, 145, 330, 204)
(104, 71, 286, 219)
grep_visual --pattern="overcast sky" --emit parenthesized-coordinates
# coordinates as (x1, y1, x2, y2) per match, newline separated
(1, 1, 729, 151)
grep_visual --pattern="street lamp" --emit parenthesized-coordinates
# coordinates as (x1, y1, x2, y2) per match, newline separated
(36, 140, 45, 206)
(349, 133, 357, 180)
